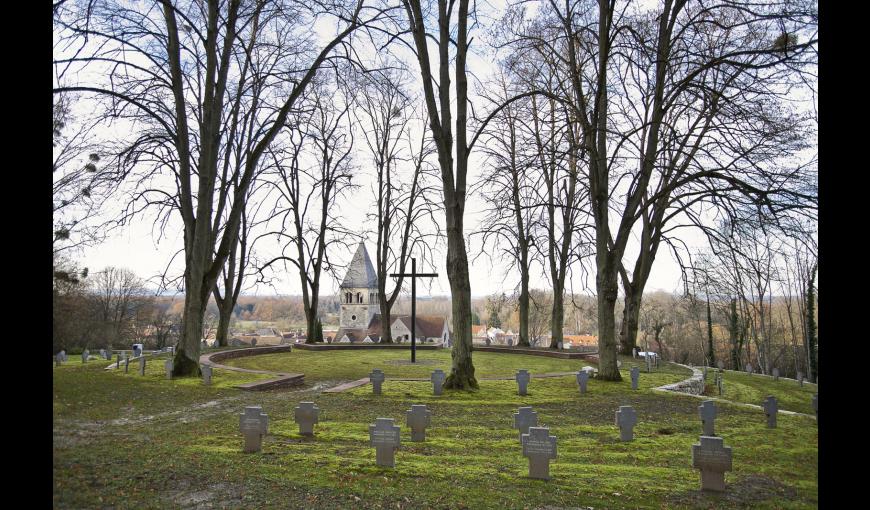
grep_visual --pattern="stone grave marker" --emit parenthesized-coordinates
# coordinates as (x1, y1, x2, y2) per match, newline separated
(799, 374, 805, 387)
(716, 360, 724, 369)
(762, 396, 778, 428)
(201, 364, 212, 385)
(630, 366, 640, 390)
(632, 347, 637, 358)
(812, 393, 818, 422)
(138, 356, 146, 376)
(370, 369, 385, 395)
(430, 369, 446, 396)
(507, 337, 514, 347)
(745, 363, 753, 374)
(692, 435, 732, 492)
(521, 427, 557, 480)
(116, 353, 122, 369)
(576, 370, 589, 394)
(294, 402, 320, 436)
(557, 341, 564, 350)
(61, 350, 67, 362)
(106, 347, 113, 360)
(699, 400, 717, 436)
(369, 418, 401, 467)
(406, 404, 432, 442)
(56, 352, 63, 366)
(615, 406, 637, 441)
(772, 367, 779, 381)
(124, 355, 130, 373)
(164, 358, 174, 379)
(654, 355, 659, 368)
(239, 406, 269, 453)
(646, 355, 652, 373)
(516, 369, 531, 396)
(82, 349, 89, 363)
(513, 407, 538, 443)
(717, 376, 724, 396)
(99, 349, 107, 359)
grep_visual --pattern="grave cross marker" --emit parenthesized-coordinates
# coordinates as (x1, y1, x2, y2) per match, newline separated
(82, 349, 89, 363)
(692, 435, 733, 492)
(615, 406, 637, 441)
(239, 406, 269, 453)
(515, 369, 531, 396)
(369, 418, 401, 467)
(521, 427, 557, 480)
(576, 370, 589, 394)
(294, 402, 320, 436)
(369, 369, 385, 395)
(138, 356, 146, 376)
(430, 369, 446, 396)
(201, 365, 212, 385)
(100, 349, 107, 360)
(698, 400, 717, 436)
(389, 257, 438, 363)
(164, 358, 174, 380)
(406, 404, 432, 442)
(630, 366, 640, 390)
(513, 407, 538, 443)
(762, 396, 778, 428)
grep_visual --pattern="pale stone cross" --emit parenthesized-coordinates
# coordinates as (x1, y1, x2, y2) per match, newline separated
(239, 406, 269, 453)
(164, 358, 174, 380)
(576, 370, 589, 394)
(431, 369, 446, 395)
(772, 367, 779, 381)
(699, 400, 717, 436)
(516, 369, 530, 395)
(294, 402, 320, 436)
(762, 396, 778, 428)
(615, 406, 637, 441)
(61, 350, 67, 362)
(630, 367, 640, 390)
(513, 407, 538, 443)
(82, 349, 89, 363)
(370, 369, 385, 395)
(369, 418, 401, 467)
(522, 427, 557, 480)
(692, 435, 732, 492)
(406, 404, 431, 442)
(201, 365, 212, 385)
(138, 356, 146, 376)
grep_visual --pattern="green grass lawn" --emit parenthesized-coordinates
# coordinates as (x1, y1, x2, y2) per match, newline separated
(54, 351, 817, 509)
(701, 368, 818, 415)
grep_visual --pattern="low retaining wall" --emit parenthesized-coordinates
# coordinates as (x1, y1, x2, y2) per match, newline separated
(474, 346, 598, 360)
(293, 342, 443, 351)
(654, 363, 706, 395)
(200, 345, 303, 391)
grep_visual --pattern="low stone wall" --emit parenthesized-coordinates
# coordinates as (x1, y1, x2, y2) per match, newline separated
(473, 346, 598, 360)
(206, 344, 293, 364)
(293, 342, 443, 351)
(654, 363, 706, 395)
(200, 345, 303, 391)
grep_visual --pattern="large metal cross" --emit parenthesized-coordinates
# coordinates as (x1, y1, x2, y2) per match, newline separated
(390, 257, 438, 363)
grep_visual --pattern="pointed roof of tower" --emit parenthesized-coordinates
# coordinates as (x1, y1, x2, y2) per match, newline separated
(341, 242, 378, 288)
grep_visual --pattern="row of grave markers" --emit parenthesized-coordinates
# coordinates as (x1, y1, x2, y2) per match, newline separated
(236, 394, 815, 491)
(57, 348, 215, 385)
(56, 346, 153, 366)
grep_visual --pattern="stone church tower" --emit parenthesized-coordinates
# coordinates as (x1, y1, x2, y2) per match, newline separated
(339, 243, 379, 330)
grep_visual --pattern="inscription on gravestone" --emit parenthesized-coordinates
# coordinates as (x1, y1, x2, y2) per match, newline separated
(521, 427, 557, 480)
(516, 370, 531, 396)
(164, 358, 173, 380)
(370, 369, 385, 395)
(240, 406, 269, 453)
(201, 364, 212, 385)
(699, 400, 717, 436)
(138, 356, 146, 376)
(615, 406, 637, 441)
(431, 369, 446, 396)
(513, 407, 538, 443)
(630, 366, 640, 390)
(369, 418, 401, 467)
(762, 396, 778, 428)
(406, 405, 431, 442)
(294, 402, 320, 436)
(692, 436, 733, 492)
(576, 370, 589, 394)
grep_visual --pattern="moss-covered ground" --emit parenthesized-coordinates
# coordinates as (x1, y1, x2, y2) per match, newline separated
(701, 368, 818, 415)
(54, 350, 817, 509)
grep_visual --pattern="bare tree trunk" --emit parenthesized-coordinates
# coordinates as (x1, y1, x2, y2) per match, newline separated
(444, 203, 477, 388)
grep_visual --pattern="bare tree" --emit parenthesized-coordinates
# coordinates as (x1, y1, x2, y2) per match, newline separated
(91, 267, 150, 349)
